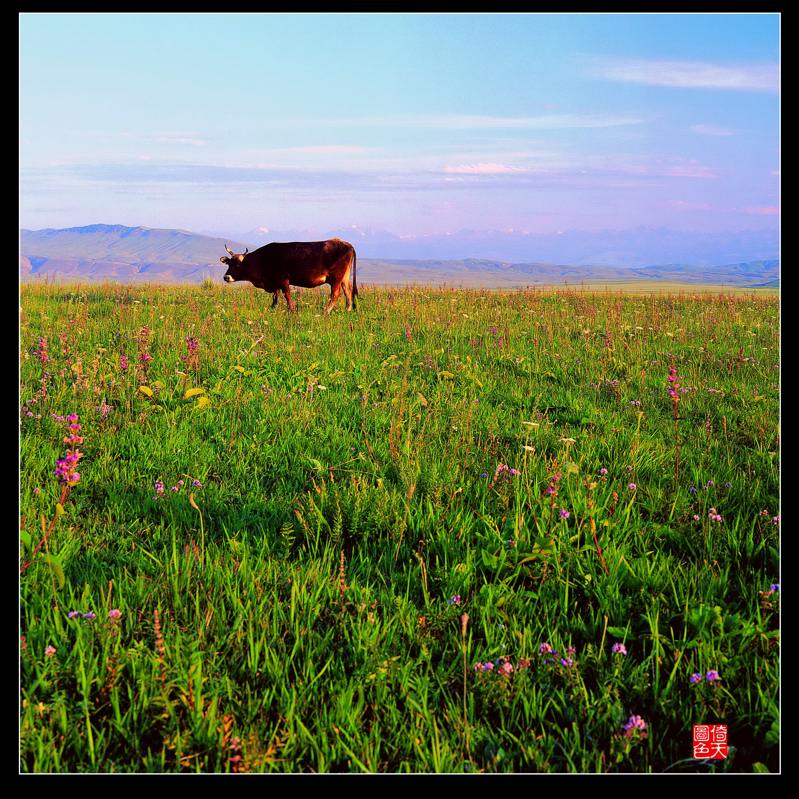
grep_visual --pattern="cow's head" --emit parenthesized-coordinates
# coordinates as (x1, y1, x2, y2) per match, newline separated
(220, 244, 249, 283)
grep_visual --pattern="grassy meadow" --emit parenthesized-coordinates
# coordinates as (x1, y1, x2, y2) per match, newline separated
(19, 281, 780, 773)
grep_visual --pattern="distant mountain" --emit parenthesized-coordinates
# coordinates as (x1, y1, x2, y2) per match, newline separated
(20, 224, 779, 287)
(21, 224, 250, 266)
(218, 225, 779, 267)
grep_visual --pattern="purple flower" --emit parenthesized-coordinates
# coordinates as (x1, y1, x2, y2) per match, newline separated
(706, 670, 720, 682)
(628, 483, 637, 491)
(599, 468, 608, 476)
(689, 485, 697, 494)
(192, 479, 202, 488)
(611, 643, 627, 656)
(566, 646, 576, 655)
(559, 509, 570, 519)
(83, 611, 96, 621)
(770, 583, 780, 592)
(447, 595, 462, 606)
(67, 610, 81, 619)
(690, 672, 702, 684)
(140, 352, 153, 365)
(560, 657, 574, 667)
(120, 354, 129, 371)
(154, 480, 165, 497)
(623, 715, 648, 736)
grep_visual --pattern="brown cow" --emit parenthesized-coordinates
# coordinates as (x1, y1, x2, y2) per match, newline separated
(220, 238, 357, 314)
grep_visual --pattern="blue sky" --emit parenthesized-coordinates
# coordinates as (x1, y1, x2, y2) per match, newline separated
(20, 12, 779, 239)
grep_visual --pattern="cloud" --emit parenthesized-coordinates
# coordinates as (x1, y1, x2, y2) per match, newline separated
(690, 124, 734, 137)
(305, 113, 646, 130)
(588, 57, 778, 92)
(668, 200, 714, 211)
(744, 206, 779, 215)
(443, 163, 528, 174)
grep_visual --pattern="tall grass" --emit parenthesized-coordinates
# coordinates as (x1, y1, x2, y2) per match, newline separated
(19, 282, 779, 772)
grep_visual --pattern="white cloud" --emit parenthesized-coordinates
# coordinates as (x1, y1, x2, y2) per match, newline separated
(588, 57, 778, 92)
(443, 162, 528, 174)
(301, 113, 646, 130)
(690, 124, 734, 137)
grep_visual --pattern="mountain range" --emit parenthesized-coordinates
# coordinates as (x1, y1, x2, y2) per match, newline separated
(19, 224, 779, 288)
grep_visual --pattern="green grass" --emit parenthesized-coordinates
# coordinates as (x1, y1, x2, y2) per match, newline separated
(20, 282, 780, 773)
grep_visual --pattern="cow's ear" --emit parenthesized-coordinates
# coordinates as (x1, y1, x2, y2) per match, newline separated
(220, 256, 228, 263)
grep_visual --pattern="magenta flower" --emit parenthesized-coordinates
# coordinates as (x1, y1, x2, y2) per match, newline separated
(560, 657, 574, 667)
(611, 643, 627, 656)
(109, 608, 122, 620)
(154, 479, 165, 497)
(690, 672, 702, 684)
(706, 670, 720, 682)
(447, 595, 462, 606)
(192, 479, 202, 488)
(499, 661, 514, 675)
(539, 642, 553, 654)
(120, 354, 129, 371)
(599, 468, 608, 476)
(628, 483, 637, 491)
(559, 509, 570, 519)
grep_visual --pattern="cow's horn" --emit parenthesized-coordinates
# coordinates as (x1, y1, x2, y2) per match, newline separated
(242, 247, 248, 255)
(225, 243, 234, 255)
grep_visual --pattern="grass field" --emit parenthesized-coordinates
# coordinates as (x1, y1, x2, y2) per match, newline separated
(19, 281, 780, 773)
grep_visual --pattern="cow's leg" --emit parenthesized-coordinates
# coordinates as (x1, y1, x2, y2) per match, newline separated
(270, 291, 279, 309)
(341, 278, 353, 311)
(282, 282, 297, 312)
(324, 282, 342, 315)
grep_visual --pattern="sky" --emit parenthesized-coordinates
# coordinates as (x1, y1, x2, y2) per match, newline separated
(20, 12, 780, 240)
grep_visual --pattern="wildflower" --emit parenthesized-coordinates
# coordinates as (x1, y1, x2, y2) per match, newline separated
(706, 480, 714, 488)
(690, 673, 703, 684)
(192, 479, 202, 488)
(628, 483, 637, 491)
(599, 468, 608, 476)
(55, 449, 82, 487)
(689, 485, 697, 494)
(693, 514, 700, 522)
(186, 336, 199, 354)
(83, 611, 96, 621)
(770, 584, 780, 592)
(44, 645, 56, 658)
(623, 715, 648, 737)
(98, 401, 112, 418)
(772, 516, 780, 526)
(560, 657, 574, 667)
(67, 611, 81, 619)
(447, 595, 462, 606)
(120, 354, 129, 371)
(559, 509, 570, 519)
(708, 508, 723, 523)
(706, 670, 720, 682)
(539, 642, 553, 654)
(611, 643, 627, 656)
(499, 661, 514, 675)
(724, 482, 732, 489)
(566, 646, 576, 655)
(33, 487, 40, 496)
(629, 400, 641, 407)
(36, 337, 50, 364)
(109, 608, 122, 620)
(140, 352, 153, 365)
(481, 472, 488, 478)
(154, 480, 165, 498)
(517, 658, 531, 670)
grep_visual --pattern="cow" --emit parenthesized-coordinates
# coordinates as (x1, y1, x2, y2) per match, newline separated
(220, 238, 357, 314)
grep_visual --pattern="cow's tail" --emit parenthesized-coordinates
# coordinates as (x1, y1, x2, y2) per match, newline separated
(351, 248, 358, 309)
